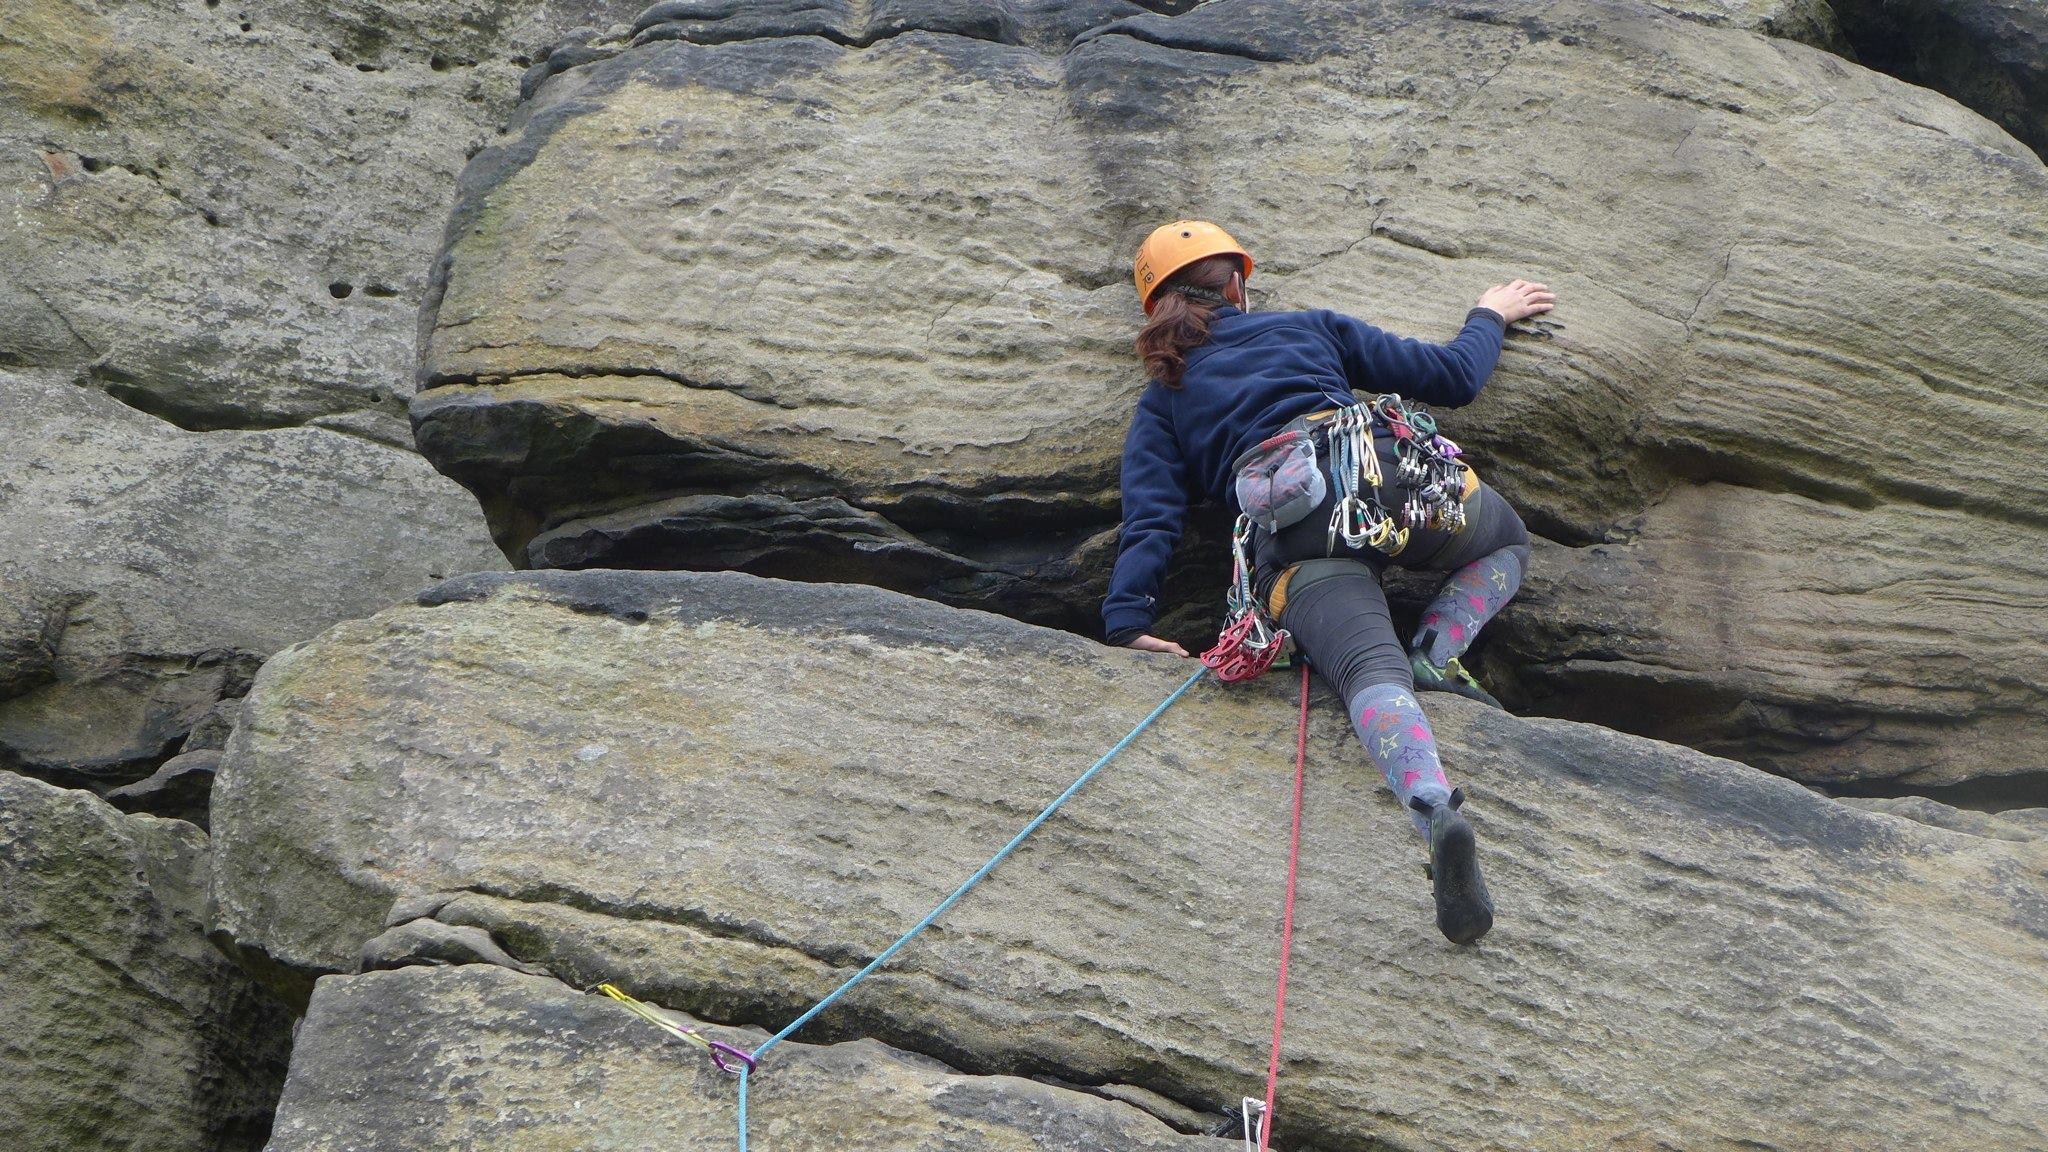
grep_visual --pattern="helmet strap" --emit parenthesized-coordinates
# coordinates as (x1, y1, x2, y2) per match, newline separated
(1170, 284, 1230, 306)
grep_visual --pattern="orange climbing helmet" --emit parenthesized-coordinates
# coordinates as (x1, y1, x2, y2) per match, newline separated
(1132, 220, 1254, 314)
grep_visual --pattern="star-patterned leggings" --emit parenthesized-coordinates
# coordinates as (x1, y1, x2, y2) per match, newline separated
(1269, 483, 1529, 833)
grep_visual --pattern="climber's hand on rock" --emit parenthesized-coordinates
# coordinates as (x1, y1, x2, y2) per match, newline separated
(1477, 279, 1556, 324)
(1125, 634, 1190, 658)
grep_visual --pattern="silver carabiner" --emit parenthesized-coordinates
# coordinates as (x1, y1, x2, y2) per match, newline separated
(1329, 495, 1366, 553)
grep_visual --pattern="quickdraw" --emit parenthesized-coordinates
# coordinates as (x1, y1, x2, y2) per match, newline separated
(1325, 403, 1407, 555)
(593, 983, 757, 1074)
(592, 670, 1212, 1152)
(1200, 514, 1293, 682)
(1367, 395, 1468, 534)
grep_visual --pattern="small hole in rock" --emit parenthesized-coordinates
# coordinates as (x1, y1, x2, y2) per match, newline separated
(240, 21, 252, 32)
(364, 284, 399, 298)
(81, 156, 107, 172)
(356, 63, 377, 72)
(202, 210, 221, 227)
(329, 282, 353, 299)
(430, 55, 449, 71)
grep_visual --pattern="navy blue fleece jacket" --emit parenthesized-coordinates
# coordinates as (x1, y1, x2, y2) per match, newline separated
(1101, 305, 1507, 644)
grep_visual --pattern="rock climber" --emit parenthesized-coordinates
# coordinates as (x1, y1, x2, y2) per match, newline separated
(1101, 220, 1555, 945)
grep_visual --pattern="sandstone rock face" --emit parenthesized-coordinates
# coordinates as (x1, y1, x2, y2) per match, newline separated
(1500, 484, 2048, 786)
(0, 773, 292, 1152)
(0, 369, 503, 790)
(1656, 0, 1845, 44)
(107, 750, 224, 830)
(0, 0, 642, 431)
(1829, 0, 2048, 159)
(1838, 794, 2048, 841)
(410, 0, 2048, 788)
(270, 965, 1235, 1151)
(211, 570, 2048, 1152)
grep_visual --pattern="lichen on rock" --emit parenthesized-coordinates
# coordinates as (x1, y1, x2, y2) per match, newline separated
(270, 965, 1236, 1151)
(0, 0, 647, 428)
(211, 569, 2048, 1152)
(410, 0, 2048, 787)
(0, 774, 293, 1151)
(0, 368, 504, 792)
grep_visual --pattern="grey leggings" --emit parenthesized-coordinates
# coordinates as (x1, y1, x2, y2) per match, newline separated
(1257, 482, 1529, 700)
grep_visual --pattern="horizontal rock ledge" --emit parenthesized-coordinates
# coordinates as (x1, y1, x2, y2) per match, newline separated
(269, 964, 1234, 1151)
(210, 569, 2048, 1152)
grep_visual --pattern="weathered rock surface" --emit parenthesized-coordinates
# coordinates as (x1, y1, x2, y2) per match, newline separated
(212, 570, 2048, 1152)
(1837, 794, 2048, 842)
(1829, 0, 2048, 160)
(359, 917, 554, 976)
(1496, 485, 2048, 786)
(0, 368, 503, 789)
(107, 749, 222, 829)
(270, 965, 1236, 1150)
(0, 0, 643, 429)
(631, 0, 1176, 55)
(0, 773, 292, 1152)
(410, 0, 2048, 787)
(1656, 0, 1846, 43)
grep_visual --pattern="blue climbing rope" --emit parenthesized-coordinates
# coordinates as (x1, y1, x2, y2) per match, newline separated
(733, 665, 1209, 1151)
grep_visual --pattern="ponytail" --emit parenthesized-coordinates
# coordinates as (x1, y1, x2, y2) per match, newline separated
(1137, 292, 1214, 389)
(1134, 255, 1243, 389)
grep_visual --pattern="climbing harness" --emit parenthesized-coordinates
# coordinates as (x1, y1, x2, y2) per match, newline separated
(1244, 661, 1312, 1152)
(1207, 394, 1469, 686)
(1201, 515, 1293, 682)
(598, 668, 1208, 1152)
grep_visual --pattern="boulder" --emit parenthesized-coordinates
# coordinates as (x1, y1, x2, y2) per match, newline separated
(106, 749, 222, 829)
(409, 0, 2048, 787)
(210, 570, 2048, 1152)
(359, 918, 554, 976)
(268, 965, 1236, 1150)
(0, 773, 292, 1152)
(0, 368, 504, 790)
(0, 0, 644, 430)
(1829, 0, 2048, 160)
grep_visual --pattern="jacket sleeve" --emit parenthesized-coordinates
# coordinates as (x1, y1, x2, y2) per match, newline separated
(1101, 388, 1191, 644)
(1321, 308, 1507, 408)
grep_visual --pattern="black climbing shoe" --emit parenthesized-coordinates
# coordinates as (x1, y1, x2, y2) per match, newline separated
(1409, 629, 1502, 709)
(1411, 789, 1494, 945)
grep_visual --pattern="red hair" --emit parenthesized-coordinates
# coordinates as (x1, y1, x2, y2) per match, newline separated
(1136, 255, 1241, 389)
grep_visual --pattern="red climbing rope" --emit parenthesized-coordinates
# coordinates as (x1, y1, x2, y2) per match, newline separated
(1257, 662, 1313, 1150)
